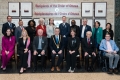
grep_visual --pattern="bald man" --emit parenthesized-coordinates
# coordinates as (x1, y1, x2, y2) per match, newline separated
(82, 31, 96, 72)
(33, 29, 48, 72)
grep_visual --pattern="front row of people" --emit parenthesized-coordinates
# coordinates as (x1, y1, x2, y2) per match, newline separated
(1, 28, 120, 74)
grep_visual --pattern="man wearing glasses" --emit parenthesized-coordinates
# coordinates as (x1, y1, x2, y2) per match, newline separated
(99, 33, 119, 74)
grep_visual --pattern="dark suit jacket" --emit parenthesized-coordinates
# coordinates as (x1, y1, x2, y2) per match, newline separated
(2, 22, 16, 35)
(33, 36, 48, 52)
(67, 37, 80, 54)
(79, 25, 92, 41)
(59, 23, 70, 37)
(18, 38, 31, 53)
(103, 29, 114, 40)
(82, 37, 96, 54)
(50, 35, 64, 52)
(15, 26, 25, 42)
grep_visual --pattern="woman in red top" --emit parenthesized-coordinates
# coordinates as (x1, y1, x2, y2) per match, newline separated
(36, 18, 47, 36)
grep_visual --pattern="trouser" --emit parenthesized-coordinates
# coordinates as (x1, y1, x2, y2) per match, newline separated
(67, 52, 76, 70)
(2, 50, 14, 68)
(33, 49, 45, 68)
(19, 51, 28, 68)
(47, 38, 51, 60)
(105, 53, 119, 69)
(51, 52, 63, 67)
(85, 54, 96, 68)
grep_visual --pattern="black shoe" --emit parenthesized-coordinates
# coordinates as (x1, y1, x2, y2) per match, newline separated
(90, 67, 94, 72)
(108, 68, 113, 74)
(32, 67, 37, 73)
(87, 67, 90, 72)
(42, 68, 45, 72)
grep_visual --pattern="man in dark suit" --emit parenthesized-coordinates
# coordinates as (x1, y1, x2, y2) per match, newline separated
(59, 16, 70, 61)
(50, 28, 64, 72)
(32, 29, 48, 72)
(82, 31, 96, 71)
(2, 16, 16, 35)
(80, 18, 92, 61)
(15, 20, 25, 43)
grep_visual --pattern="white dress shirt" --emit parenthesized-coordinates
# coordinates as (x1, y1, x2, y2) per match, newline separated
(81, 26, 86, 38)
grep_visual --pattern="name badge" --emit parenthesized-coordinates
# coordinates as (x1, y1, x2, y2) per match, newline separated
(90, 42, 92, 44)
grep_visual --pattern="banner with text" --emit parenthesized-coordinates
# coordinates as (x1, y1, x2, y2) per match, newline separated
(34, 3, 81, 17)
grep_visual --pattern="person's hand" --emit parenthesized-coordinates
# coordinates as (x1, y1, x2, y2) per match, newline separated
(71, 51, 75, 54)
(24, 48, 28, 53)
(5, 51, 9, 55)
(58, 50, 62, 54)
(41, 50, 45, 55)
(52, 50, 56, 54)
(113, 51, 117, 54)
(105, 50, 111, 53)
(34, 50, 38, 55)
(84, 52, 88, 56)
(69, 50, 72, 54)
(92, 52, 96, 56)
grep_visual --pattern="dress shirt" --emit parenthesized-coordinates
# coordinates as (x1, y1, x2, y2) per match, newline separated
(81, 26, 86, 38)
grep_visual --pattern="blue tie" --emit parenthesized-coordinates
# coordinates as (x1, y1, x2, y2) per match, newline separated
(10, 23, 12, 28)
(56, 36, 58, 44)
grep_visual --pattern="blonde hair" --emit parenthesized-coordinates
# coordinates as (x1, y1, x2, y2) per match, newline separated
(39, 18, 45, 24)
(20, 30, 29, 38)
(86, 31, 92, 36)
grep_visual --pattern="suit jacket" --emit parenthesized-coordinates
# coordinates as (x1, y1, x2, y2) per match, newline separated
(99, 39, 119, 55)
(82, 37, 96, 54)
(18, 38, 31, 53)
(103, 29, 114, 40)
(92, 27, 103, 44)
(67, 37, 80, 54)
(2, 22, 16, 35)
(33, 36, 48, 51)
(50, 35, 64, 52)
(15, 26, 25, 42)
(79, 25, 92, 41)
(59, 22, 70, 37)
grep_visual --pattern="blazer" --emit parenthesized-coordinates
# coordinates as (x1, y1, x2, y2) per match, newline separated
(2, 22, 16, 35)
(79, 25, 92, 41)
(26, 26, 36, 42)
(82, 37, 96, 54)
(103, 29, 114, 40)
(33, 36, 48, 51)
(50, 35, 64, 52)
(2, 36, 15, 52)
(59, 22, 70, 37)
(15, 26, 25, 42)
(67, 37, 80, 53)
(18, 38, 31, 52)
(70, 25, 80, 37)
(99, 39, 119, 55)
(92, 27, 103, 44)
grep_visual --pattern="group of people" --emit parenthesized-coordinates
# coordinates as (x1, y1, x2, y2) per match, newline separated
(1, 16, 119, 74)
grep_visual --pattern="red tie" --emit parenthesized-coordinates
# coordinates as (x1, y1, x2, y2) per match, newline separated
(88, 39, 90, 45)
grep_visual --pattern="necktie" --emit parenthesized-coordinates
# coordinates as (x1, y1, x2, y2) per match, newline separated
(88, 39, 90, 45)
(10, 23, 12, 28)
(56, 36, 59, 44)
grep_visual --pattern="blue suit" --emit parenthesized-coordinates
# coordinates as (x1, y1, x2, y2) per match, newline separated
(79, 25, 92, 41)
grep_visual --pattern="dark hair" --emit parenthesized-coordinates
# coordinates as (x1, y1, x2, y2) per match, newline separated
(95, 21, 100, 26)
(28, 20, 36, 27)
(106, 23, 112, 30)
(70, 29, 76, 35)
(49, 18, 55, 25)
(105, 33, 111, 37)
(7, 16, 12, 19)
(55, 27, 60, 30)
(62, 16, 66, 18)
(4, 28, 13, 37)
(19, 19, 22, 22)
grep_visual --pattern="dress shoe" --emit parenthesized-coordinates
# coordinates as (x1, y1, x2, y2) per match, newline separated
(42, 68, 45, 72)
(3, 67, 6, 71)
(51, 67, 55, 72)
(90, 66, 94, 72)
(32, 67, 37, 73)
(68, 67, 71, 72)
(113, 68, 119, 74)
(87, 67, 90, 72)
(56, 66, 60, 71)
(108, 68, 113, 74)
